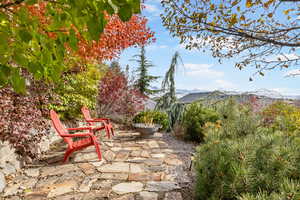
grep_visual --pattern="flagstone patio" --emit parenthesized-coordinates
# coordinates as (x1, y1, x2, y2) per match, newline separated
(0, 130, 195, 200)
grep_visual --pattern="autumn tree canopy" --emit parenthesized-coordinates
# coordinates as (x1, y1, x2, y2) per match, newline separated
(0, 0, 154, 93)
(161, 0, 300, 78)
(78, 15, 154, 61)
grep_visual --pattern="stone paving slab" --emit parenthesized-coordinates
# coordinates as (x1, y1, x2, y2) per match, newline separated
(0, 130, 194, 200)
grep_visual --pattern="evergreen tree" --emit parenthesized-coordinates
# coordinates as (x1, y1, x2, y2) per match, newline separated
(155, 52, 184, 130)
(125, 64, 130, 77)
(156, 51, 183, 110)
(110, 61, 122, 72)
(162, 51, 181, 104)
(133, 46, 159, 96)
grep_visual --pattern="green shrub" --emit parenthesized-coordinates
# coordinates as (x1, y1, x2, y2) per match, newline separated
(182, 102, 219, 142)
(193, 99, 300, 200)
(167, 102, 186, 131)
(211, 99, 260, 139)
(49, 64, 104, 120)
(133, 110, 169, 130)
(194, 120, 300, 200)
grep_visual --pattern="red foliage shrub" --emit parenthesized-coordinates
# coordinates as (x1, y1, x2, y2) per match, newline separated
(97, 68, 146, 123)
(0, 79, 52, 159)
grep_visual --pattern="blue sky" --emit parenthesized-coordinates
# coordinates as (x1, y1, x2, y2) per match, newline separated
(115, 1, 300, 95)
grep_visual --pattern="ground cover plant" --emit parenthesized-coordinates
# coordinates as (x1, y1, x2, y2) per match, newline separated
(0, 78, 52, 159)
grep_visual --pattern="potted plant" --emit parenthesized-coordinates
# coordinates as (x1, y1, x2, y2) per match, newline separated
(133, 111, 168, 136)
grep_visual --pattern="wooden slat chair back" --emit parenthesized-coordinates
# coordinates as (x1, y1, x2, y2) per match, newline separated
(81, 106, 94, 126)
(81, 106, 114, 139)
(50, 110, 72, 145)
(50, 110, 103, 163)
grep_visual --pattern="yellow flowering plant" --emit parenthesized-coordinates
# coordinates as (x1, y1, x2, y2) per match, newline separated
(261, 101, 300, 133)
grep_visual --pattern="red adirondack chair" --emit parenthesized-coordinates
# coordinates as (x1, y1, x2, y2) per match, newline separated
(50, 110, 104, 163)
(81, 106, 114, 139)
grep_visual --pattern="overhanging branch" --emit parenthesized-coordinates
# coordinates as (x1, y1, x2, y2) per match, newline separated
(172, 2, 300, 47)
(0, 0, 25, 8)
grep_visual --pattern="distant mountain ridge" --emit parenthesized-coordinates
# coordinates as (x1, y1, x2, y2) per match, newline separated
(178, 91, 261, 104)
(176, 89, 300, 101)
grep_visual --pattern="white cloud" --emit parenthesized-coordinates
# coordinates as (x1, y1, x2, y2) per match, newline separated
(144, 4, 158, 12)
(215, 79, 237, 90)
(277, 53, 299, 61)
(180, 79, 237, 91)
(185, 63, 213, 70)
(144, 4, 160, 16)
(284, 69, 300, 77)
(271, 87, 300, 96)
(147, 44, 168, 50)
(185, 63, 224, 78)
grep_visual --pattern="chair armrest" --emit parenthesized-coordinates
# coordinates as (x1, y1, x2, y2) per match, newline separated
(67, 127, 92, 131)
(91, 126, 106, 131)
(60, 133, 93, 137)
(88, 118, 110, 123)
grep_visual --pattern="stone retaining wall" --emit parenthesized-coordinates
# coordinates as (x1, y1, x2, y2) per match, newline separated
(0, 120, 60, 193)
(0, 141, 20, 193)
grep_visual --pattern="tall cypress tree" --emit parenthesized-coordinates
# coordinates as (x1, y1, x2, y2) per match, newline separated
(133, 46, 159, 96)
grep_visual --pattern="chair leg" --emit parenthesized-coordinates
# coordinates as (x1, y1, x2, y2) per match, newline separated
(110, 126, 114, 136)
(63, 148, 74, 163)
(105, 126, 110, 139)
(97, 145, 102, 161)
(94, 143, 102, 161)
(92, 137, 102, 161)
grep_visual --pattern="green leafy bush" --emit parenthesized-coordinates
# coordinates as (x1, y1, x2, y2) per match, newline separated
(182, 102, 219, 142)
(133, 110, 169, 130)
(49, 64, 104, 120)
